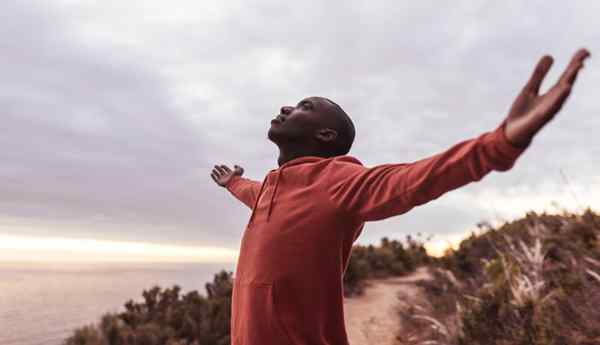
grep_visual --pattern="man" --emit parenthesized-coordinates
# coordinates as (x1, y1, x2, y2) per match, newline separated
(210, 49, 590, 345)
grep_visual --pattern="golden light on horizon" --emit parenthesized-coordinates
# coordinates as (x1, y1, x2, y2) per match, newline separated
(0, 234, 239, 263)
(423, 232, 469, 257)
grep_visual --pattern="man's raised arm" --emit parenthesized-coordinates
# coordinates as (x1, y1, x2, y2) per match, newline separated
(324, 48, 590, 223)
(325, 121, 526, 222)
(211, 164, 262, 209)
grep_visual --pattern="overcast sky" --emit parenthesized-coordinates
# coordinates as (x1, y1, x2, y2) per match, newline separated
(1, 0, 599, 261)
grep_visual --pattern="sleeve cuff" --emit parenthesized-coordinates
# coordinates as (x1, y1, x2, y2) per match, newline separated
(225, 175, 243, 190)
(494, 119, 531, 159)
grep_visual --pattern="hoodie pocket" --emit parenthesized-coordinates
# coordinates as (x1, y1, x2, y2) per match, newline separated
(231, 279, 291, 345)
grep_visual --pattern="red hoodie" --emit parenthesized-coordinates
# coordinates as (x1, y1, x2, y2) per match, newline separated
(225, 120, 528, 345)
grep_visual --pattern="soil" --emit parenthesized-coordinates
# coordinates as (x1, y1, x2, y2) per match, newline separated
(343, 267, 433, 345)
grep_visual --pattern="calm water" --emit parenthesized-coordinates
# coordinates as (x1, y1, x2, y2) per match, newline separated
(0, 262, 236, 345)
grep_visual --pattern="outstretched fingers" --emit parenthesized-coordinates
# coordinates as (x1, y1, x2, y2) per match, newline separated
(524, 55, 554, 94)
(557, 48, 591, 87)
(214, 165, 226, 176)
(551, 86, 572, 114)
(210, 171, 219, 184)
(211, 165, 225, 180)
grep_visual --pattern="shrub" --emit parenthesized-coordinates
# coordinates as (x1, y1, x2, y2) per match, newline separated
(65, 234, 432, 343)
(404, 208, 600, 345)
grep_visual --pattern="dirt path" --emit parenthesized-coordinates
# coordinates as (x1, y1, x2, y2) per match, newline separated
(343, 267, 432, 345)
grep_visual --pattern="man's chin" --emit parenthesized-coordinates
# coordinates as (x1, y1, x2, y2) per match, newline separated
(269, 129, 291, 147)
(267, 128, 279, 142)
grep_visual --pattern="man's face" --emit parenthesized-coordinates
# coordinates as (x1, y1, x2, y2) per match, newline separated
(268, 97, 335, 146)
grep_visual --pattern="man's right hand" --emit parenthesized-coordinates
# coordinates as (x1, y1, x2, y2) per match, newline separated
(210, 164, 244, 187)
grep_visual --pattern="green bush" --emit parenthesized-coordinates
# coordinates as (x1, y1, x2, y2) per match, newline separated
(65, 235, 431, 344)
(63, 270, 233, 345)
(343, 235, 431, 296)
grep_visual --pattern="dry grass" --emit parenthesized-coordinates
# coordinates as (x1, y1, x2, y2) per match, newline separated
(398, 208, 600, 345)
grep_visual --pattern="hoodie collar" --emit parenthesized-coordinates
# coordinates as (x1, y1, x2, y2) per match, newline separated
(247, 155, 363, 224)
(269, 156, 327, 221)
(248, 156, 326, 224)
(273, 155, 326, 171)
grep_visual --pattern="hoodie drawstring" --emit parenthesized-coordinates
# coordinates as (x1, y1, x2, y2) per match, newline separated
(266, 167, 282, 222)
(248, 176, 268, 226)
(248, 165, 284, 225)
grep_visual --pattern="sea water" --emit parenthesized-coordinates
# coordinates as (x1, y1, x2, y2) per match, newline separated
(0, 262, 235, 345)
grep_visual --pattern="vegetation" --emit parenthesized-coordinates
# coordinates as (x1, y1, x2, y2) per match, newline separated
(63, 235, 429, 345)
(64, 209, 600, 345)
(399, 208, 600, 345)
(343, 234, 431, 296)
(64, 271, 233, 345)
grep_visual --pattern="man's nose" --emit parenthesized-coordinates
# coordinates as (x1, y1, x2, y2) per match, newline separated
(280, 106, 293, 115)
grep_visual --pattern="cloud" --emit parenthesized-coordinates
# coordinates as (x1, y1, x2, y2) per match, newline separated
(1, 1, 599, 259)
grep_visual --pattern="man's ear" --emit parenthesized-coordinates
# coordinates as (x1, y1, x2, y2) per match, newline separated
(315, 128, 338, 143)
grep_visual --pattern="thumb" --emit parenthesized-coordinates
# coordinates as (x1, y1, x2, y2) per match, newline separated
(234, 165, 244, 175)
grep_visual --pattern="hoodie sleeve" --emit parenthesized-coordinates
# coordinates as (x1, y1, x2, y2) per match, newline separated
(225, 175, 263, 210)
(326, 120, 530, 222)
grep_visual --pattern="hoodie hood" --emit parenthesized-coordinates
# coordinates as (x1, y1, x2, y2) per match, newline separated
(249, 155, 363, 224)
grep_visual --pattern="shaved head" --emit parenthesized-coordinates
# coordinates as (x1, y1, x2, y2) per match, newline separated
(269, 96, 356, 164)
(313, 97, 356, 156)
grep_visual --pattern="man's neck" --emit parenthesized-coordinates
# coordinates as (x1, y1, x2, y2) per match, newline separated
(276, 146, 325, 167)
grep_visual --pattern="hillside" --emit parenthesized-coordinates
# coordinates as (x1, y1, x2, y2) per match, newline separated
(400, 208, 600, 345)
(62, 208, 600, 345)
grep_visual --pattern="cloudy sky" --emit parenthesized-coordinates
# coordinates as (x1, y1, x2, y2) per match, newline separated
(1, 0, 599, 262)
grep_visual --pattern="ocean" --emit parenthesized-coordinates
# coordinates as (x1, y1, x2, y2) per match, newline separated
(0, 261, 236, 345)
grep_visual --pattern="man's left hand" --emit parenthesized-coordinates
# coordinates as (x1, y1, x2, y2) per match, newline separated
(504, 48, 591, 147)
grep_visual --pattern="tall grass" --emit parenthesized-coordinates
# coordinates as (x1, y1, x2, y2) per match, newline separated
(400, 208, 600, 345)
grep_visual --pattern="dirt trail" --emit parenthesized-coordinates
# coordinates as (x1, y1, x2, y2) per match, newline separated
(343, 267, 432, 345)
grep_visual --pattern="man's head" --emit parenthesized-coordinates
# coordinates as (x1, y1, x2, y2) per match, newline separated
(268, 96, 355, 158)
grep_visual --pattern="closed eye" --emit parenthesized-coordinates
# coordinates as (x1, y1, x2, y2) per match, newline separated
(298, 101, 313, 110)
